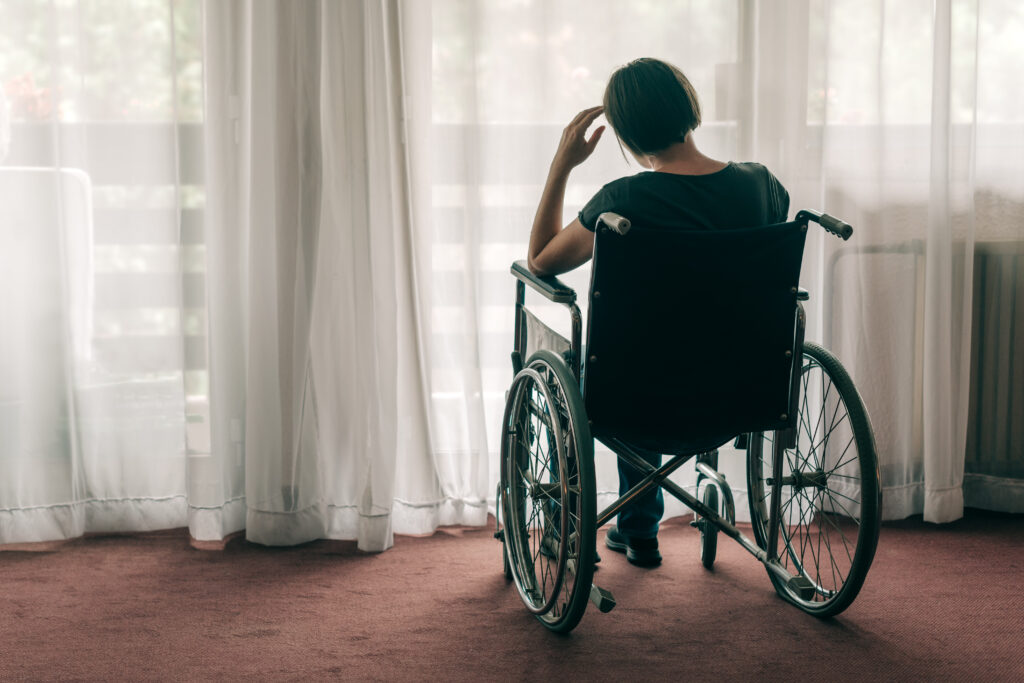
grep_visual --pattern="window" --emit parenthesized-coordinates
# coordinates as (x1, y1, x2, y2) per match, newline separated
(1, 0, 208, 461)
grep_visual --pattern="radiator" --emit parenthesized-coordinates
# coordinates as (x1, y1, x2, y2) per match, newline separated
(826, 237, 1024, 514)
(965, 242, 1024, 485)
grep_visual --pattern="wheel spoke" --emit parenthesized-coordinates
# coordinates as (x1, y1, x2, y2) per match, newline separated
(794, 489, 820, 576)
(805, 488, 839, 593)
(802, 371, 831, 471)
(821, 488, 863, 518)
(798, 386, 832, 474)
(822, 516, 846, 593)
(829, 438, 861, 474)
(785, 495, 814, 572)
(818, 507, 855, 567)
(808, 409, 849, 461)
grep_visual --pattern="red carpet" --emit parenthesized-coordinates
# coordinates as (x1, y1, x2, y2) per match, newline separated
(2, 509, 1022, 681)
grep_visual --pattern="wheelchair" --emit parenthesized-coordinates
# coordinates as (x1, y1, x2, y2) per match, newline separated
(495, 210, 882, 633)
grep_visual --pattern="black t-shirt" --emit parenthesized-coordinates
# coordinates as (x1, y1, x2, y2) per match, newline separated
(578, 162, 789, 232)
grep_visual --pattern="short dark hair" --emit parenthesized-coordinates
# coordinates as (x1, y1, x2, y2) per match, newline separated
(602, 58, 702, 156)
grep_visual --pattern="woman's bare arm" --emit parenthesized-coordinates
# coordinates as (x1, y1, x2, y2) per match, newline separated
(527, 106, 605, 276)
(528, 217, 594, 276)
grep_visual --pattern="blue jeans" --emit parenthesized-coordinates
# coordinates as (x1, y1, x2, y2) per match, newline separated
(578, 345, 663, 540)
(615, 446, 664, 539)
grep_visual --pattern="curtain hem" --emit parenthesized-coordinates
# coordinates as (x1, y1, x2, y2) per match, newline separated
(0, 496, 188, 545)
(188, 496, 247, 542)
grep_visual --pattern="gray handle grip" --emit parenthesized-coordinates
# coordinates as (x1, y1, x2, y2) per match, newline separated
(795, 209, 853, 240)
(596, 212, 631, 235)
(819, 213, 853, 240)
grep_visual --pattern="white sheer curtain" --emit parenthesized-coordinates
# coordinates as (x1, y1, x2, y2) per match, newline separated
(1, 0, 200, 543)
(0, 0, 487, 549)
(199, 0, 486, 552)
(800, 0, 1024, 520)
(4, 0, 1021, 549)
(432, 0, 1024, 524)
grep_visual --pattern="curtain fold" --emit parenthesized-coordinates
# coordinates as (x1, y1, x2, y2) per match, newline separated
(200, 0, 486, 551)
(919, 0, 972, 522)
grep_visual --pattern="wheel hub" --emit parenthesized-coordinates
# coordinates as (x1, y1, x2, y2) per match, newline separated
(792, 469, 829, 490)
(769, 469, 829, 491)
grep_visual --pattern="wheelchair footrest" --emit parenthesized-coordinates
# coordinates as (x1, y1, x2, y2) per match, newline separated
(786, 576, 817, 601)
(589, 583, 616, 613)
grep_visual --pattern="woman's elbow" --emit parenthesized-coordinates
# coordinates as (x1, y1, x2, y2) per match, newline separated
(527, 242, 550, 275)
(527, 256, 548, 276)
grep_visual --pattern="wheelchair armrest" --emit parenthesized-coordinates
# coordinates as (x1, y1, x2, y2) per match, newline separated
(511, 260, 577, 304)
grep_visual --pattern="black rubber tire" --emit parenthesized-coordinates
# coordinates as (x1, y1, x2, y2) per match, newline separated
(700, 485, 719, 569)
(496, 484, 512, 581)
(499, 349, 596, 633)
(746, 341, 881, 617)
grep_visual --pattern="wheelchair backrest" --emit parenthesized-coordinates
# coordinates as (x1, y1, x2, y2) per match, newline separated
(583, 219, 807, 454)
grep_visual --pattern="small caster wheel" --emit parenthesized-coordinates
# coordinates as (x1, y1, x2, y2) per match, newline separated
(699, 485, 719, 569)
(496, 485, 512, 581)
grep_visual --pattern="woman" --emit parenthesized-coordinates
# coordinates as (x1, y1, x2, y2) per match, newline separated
(527, 57, 789, 567)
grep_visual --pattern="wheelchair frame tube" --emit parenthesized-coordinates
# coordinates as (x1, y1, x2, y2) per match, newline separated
(766, 430, 788, 561)
(768, 301, 806, 560)
(695, 460, 736, 524)
(594, 443, 694, 528)
(513, 281, 526, 374)
(568, 303, 582, 383)
(512, 279, 584, 384)
(603, 438, 807, 586)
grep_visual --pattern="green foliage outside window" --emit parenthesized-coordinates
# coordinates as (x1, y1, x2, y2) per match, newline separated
(0, 0, 202, 123)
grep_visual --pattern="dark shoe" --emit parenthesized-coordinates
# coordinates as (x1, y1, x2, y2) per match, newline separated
(605, 526, 662, 567)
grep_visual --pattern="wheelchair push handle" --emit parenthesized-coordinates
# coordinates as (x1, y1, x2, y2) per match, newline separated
(796, 209, 853, 240)
(595, 212, 631, 235)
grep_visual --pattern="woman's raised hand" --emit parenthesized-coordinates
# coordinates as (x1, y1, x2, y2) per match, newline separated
(550, 106, 605, 175)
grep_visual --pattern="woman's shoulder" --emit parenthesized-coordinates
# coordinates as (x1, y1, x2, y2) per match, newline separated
(731, 161, 786, 183)
(597, 170, 693, 195)
(579, 173, 649, 230)
(721, 162, 787, 191)
(599, 171, 649, 191)
(585, 172, 648, 205)
(728, 161, 773, 177)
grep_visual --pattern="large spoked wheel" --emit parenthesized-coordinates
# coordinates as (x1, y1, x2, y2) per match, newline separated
(746, 342, 881, 617)
(499, 349, 596, 633)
